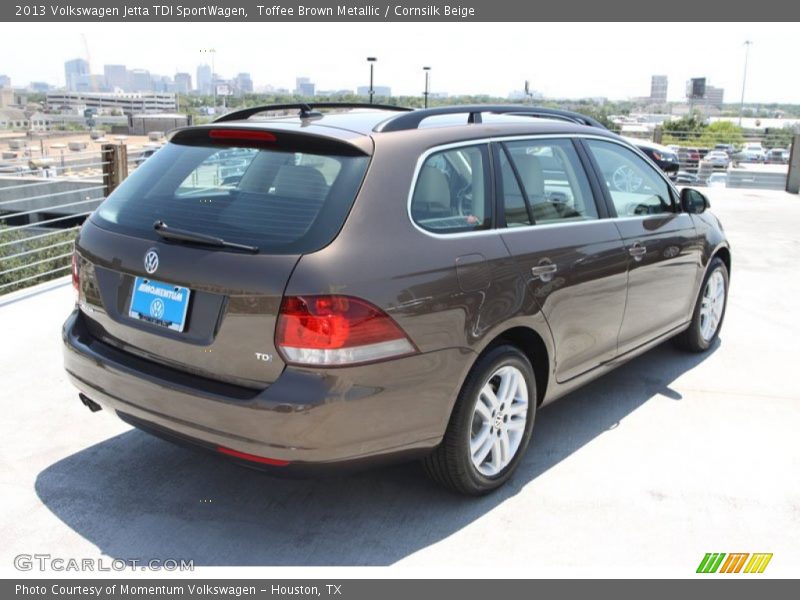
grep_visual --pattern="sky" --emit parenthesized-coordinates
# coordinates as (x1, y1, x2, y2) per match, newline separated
(1, 22, 798, 103)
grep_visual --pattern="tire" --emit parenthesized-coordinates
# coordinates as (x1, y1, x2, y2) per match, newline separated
(423, 344, 537, 495)
(673, 257, 729, 352)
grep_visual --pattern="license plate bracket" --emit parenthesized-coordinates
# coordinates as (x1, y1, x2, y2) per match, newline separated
(128, 277, 191, 332)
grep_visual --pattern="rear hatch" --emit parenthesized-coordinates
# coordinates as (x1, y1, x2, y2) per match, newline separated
(75, 125, 371, 388)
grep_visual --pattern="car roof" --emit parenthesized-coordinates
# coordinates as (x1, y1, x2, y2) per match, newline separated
(198, 108, 621, 150)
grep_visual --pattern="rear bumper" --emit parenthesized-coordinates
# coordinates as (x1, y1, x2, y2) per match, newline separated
(63, 309, 473, 470)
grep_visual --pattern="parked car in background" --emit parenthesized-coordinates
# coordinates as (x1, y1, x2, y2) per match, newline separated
(765, 148, 790, 164)
(703, 150, 731, 169)
(63, 103, 731, 495)
(628, 138, 680, 179)
(713, 143, 737, 156)
(678, 147, 701, 167)
(734, 143, 766, 163)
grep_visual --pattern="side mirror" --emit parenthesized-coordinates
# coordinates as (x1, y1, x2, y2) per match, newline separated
(680, 188, 710, 214)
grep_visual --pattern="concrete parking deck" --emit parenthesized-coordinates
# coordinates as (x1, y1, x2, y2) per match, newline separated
(1, 188, 798, 575)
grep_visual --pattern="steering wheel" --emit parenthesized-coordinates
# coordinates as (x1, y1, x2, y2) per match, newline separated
(612, 165, 644, 193)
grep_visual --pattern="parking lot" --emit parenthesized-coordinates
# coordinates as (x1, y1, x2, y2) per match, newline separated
(0, 187, 798, 575)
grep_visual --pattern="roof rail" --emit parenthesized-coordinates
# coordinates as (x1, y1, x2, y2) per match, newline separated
(214, 102, 412, 123)
(374, 105, 607, 132)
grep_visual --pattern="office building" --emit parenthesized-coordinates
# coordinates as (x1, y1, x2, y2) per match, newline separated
(174, 72, 192, 95)
(104, 64, 128, 91)
(196, 64, 212, 94)
(64, 58, 90, 91)
(650, 75, 668, 103)
(235, 73, 254, 95)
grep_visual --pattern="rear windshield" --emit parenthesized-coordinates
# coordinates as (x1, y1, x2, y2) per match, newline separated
(92, 140, 369, 254)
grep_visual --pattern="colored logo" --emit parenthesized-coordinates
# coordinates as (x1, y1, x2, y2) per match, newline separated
(144, 249, 159, 274)
(697, 553, 773, 574)
(150, 298, 165, 320)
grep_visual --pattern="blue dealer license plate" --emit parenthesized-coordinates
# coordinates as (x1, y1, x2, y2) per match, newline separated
(129, 277, 191, 332)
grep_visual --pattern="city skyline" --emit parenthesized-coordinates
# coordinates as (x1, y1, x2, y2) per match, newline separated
(0, 22, 798, 103)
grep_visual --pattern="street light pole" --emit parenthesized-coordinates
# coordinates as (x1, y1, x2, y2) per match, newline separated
(367, 57, 377, 104)
(423, 66, 431, 108)
(738, 40, 752, 127)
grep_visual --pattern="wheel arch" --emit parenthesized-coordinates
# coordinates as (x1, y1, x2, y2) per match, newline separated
(482, 326, 550, 406)
(712, 244, 731, 276)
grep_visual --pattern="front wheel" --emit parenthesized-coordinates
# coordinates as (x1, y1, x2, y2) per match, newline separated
(423, 344, 537, 495)
(673, 256, 729, 352)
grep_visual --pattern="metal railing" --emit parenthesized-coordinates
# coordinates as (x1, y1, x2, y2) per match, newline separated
(0, 144, 109, 294)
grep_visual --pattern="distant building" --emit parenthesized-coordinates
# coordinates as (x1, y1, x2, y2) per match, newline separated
(0, 108, 28, 129)
(0, 75, 10, 88)
(128, 69, 152, 92)
(64, 58, 89, 92)
(28, 81, 51, 93)
(46, 91, 178, 115)
(357, 85, 391, 98)
(0, 88, 14, 108)
(234, 73, 253, 95)
(174, 72, 192, 95)
(196, 64, 212, 94)
(703, 85, 725, 109)
(295, 77, 315, 97)
(650, 75, 668, 104)
(152, 75, 173, 93)
(104, 64, 128, 91)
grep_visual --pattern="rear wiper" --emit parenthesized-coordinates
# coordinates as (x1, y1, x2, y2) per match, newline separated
(153, 220, 259, 253)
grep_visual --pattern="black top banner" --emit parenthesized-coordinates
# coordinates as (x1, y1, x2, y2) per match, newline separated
(3, 0, 800, 21)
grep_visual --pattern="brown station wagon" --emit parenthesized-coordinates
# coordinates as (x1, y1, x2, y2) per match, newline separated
(63, 104, 730, 495)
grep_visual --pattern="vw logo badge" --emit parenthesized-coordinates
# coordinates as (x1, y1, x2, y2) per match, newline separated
(143, 249, 159, 274)
(149, 298, 165, 319)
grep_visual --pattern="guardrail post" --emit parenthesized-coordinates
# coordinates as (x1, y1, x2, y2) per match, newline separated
(653, 126, 663, 145)
(787, 135, 800, 194)
(101, 143, 128, 197)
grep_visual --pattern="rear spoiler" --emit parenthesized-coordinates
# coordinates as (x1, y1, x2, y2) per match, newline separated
(167, 125, 372, 156)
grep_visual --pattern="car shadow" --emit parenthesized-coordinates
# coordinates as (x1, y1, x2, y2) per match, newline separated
(35, 339, 718, 566)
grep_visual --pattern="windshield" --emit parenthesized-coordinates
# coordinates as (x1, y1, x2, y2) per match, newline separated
(92, 140, 370, 254)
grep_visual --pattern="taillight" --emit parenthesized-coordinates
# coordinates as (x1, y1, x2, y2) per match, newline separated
(71, 251, 80, 293)
(276, 295, 417, 366)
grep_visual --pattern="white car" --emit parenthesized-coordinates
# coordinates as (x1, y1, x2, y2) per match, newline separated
(703, 151, 731, 168)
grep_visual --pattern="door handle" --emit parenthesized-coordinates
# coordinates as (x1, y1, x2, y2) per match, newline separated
(628, 242, 647, 261)
(531, 262, 558, 282)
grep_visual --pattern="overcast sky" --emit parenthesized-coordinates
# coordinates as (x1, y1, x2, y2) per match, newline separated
(1, 22, 798, 102)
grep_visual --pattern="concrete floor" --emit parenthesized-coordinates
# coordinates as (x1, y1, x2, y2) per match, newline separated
(1, 188, 798, 575)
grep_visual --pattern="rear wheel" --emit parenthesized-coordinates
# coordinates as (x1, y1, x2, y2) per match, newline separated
(673, 257, 729, 352)
(423, 344, 536, 495)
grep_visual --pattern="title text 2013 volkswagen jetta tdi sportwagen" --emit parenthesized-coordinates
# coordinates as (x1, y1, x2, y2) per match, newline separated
(63, 104, 730, 495)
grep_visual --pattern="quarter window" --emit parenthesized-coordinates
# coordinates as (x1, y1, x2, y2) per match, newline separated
(410, 144, 491, 233)
(499, 139, 598, 226)
(585, 139, 675, 217)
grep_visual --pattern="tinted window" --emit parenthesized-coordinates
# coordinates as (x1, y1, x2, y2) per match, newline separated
(499, 139, 598, 226)
(92, 141, 369, 253)
(410, 144, 491, 233)
(585, 139, 675, 217)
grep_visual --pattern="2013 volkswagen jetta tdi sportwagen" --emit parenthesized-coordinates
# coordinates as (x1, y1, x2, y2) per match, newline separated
(63, 104, 730, 495)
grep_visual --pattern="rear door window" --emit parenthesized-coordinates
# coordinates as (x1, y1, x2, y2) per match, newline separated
(92, 138, 369, 254)
(410, 144, 492, 233)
